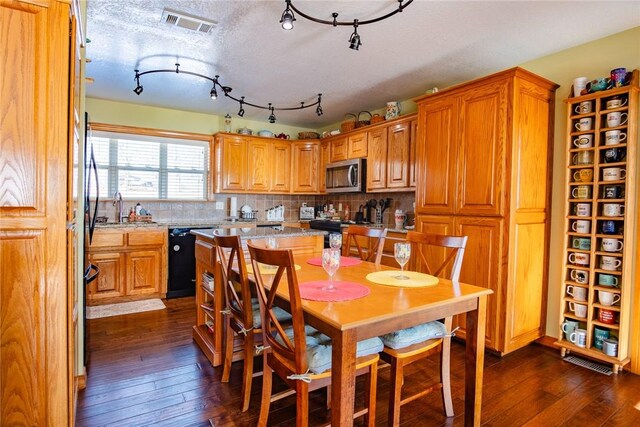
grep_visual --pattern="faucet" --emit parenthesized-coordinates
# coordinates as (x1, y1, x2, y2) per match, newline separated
(112, 192, 125, 223)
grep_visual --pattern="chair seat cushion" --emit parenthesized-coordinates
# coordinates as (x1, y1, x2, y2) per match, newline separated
(230, 298, 292, 328)
(380, 321, 446, 350)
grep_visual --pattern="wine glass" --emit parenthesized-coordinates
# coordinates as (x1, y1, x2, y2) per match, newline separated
(321, 248, 341, 291)
(394, 242, 411, 280)
(329, 233, 342, 250)
(266, 237, 278, 249)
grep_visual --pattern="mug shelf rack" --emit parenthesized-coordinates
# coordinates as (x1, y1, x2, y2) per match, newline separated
(556, 69, 638, 373)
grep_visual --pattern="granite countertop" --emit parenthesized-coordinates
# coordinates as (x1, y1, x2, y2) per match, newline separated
(191, 226, 326, 240)
(96, 220, 284, 229)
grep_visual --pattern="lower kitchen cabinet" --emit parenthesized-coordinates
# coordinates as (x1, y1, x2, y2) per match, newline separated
(90, 252, 126, 300)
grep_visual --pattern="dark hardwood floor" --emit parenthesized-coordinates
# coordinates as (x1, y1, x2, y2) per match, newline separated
(77, 297, 640, 426)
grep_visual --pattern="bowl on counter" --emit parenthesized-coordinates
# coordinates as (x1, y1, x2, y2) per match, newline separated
(237, 127, 253, 135)
(257, 130, 273, 137)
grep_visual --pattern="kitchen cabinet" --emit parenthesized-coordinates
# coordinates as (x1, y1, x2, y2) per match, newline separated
(88, 227, 168, 304)
(247, 139, 270, 192)
(319, 140, 331, 193)
(292, 141, 320, 193)
(366, 127, 388, 191)
(330, 136, 348, 162)
(217, 134, 248, 192)
(347, 131, 368, 158)
(410, 119, 418, 187)
(414, 67, 558, 354)
(386, 121, 411, 188)
(272, 140, 292, 192)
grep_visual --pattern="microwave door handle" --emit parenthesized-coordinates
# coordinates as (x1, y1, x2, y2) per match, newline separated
(347, 164, 357, 187)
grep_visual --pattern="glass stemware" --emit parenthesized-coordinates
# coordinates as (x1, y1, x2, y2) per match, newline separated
(266, 237, 278, 249)
(321, 248, 341, 291)
(394, 242, 411, 280)
(329, 233, 342, 250)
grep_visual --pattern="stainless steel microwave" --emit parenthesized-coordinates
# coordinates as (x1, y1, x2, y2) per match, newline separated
(325, 158, 366, 193)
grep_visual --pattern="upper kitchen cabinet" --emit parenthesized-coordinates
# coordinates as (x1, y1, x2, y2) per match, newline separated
(347, 131, 368, 158)
(319, 140, 331, 193)
(365, 127, 388, 191)
(271, 140, 292, 192)
(215, 134, 248, 192)
(247, 138, 270, 192)
(330, 136, 348, 162)
(414, 67, 558, 354)
(292, 141, 320, 193)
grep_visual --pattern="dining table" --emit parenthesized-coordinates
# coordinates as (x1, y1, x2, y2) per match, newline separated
(255, 253, 493, 426)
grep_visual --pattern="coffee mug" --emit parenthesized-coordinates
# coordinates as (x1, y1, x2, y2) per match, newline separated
(603, 147, 626, 163)
(570, 269, 589, 284)
(572, 237, 591, 250)
(593, 327, 610, 350)
(571, 219, 591, 233)
(573, 134, 594, 148)
(568, 252, 590, 265)
(574, 203, 592, 217)
(598, 290, 621, 306)
(601, 238, 623, 252)
(602, 203, 624, 217)
(567, 285, 588, 302)
(607, 111, 628, 127)
(598, 273, 619, 287)
(575, 117, 593, 131)
(570, 328, 587, 347)
(600, 255, 622, 271)
(611, 67, 627, 87)
(606, 96, 627, 109)
(603, 185, 623, 199)
(572, 151, 593, 165)
(573, 77, 588, 97)
(604, 130, 627, 146)
(601, 220, 618, 235)
(571, 186, 592, 199)
(602, 338, 618, 356)
(599, 308, 616, 324)
(561, 319, 580, 340)
(602, 167, 626, 181)
(574, 101, 593, 114)
(573, 169, 593, 182)
(569, 302, 588, 319)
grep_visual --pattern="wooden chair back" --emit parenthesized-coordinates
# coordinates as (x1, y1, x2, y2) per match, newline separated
(406, 232, 468, 282)
(247, 244, 307, 373)
(344, 225, 387, 265)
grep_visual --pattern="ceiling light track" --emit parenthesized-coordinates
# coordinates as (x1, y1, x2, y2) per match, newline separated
(280, 0, 413, 50)
(133, 63, 323, 122)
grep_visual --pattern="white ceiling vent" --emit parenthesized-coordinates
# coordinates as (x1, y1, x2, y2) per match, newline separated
(160, 8, 217, 34)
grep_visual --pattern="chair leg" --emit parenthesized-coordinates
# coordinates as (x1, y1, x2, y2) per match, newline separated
(221, 315, 233, 383)
(387, 357, 403, 427)
(240, 331, 254, 412)
(364, 362, 378, 427)
(441, 317, 454, 417)
(295, 382, 309, 427)
(257, 353, 272, 427)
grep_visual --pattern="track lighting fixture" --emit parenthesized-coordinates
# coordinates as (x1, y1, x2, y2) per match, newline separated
(279, 0, 412, 50)
(132, 64, 322, 123)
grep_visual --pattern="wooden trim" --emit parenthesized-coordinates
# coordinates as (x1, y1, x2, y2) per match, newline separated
(90, 122, 211, 141)
(535, 335, 558, 349)
(76, 368, 87, 390)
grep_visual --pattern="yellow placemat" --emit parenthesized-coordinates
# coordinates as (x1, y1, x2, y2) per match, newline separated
(366, 270, 439, 288)
(247, 263, 301, 275)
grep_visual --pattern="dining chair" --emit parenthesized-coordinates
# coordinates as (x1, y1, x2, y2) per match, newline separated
(343, 225, 387, 265)
(379, 231, 468, 426)
(247, 243, 382, 427)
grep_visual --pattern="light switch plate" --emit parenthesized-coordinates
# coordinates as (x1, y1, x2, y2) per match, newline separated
(215, 202, 224, 210)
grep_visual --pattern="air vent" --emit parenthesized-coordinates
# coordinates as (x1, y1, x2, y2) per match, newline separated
(160, 8, 217, 34)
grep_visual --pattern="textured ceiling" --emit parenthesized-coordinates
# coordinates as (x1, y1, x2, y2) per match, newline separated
(86, 1, 640, 128)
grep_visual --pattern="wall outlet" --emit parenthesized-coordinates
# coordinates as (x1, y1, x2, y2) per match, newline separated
(215, 202, 224, 210)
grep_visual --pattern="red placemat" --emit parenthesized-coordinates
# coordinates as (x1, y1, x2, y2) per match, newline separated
(299, 281, 370, 302)
(306, 256, 362, 267)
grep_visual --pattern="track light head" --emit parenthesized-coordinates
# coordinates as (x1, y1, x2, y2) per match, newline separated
(133, 85, 143, 95)
(238, 96, 245, 117)
(349, 21, 361, 50)
(268, 104, 276, 123)
(280, 1, 295, 30)
(210, 86, 217, 100)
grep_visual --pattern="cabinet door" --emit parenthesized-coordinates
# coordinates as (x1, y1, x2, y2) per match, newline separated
(456, 79, 508, 216)
(410, 119, 418, 188)
(330, 137, 347, 163)
(347, 132, 367, 158)
(387, 121, 411, 188)
(366, 127, 387, 191)
(452, 216, 503, 351)
(220, 136, 247, 191)
(126, 250, 162, 296)
(292, 142, 319, 193)
(319, 140, 331, 193)
(247, 139, 270, 192)
(271, 141, 291, 193)
(413, 215, 455, 272)
(89, 252, 126, 300)
(416, 96, 457, 214)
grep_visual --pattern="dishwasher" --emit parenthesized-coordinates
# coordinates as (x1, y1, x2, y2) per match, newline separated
(167, 227, 208, 299)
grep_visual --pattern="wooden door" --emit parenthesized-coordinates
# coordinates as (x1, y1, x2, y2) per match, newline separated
(409, 119, 418, 188)
(456, 78, 508, 216)
(366, 127, 387, 191)
(89, 252, 126, 300)
(271, 141, 291, 193)
(452, 216, 503, 351)
(0, 1, 71, 424)
(292, 142, 319, 193)
(330, 137, 347, 163)
(126, 250, 161, 296)
(347, 132, 367, 158)
(387, 121, 411, 188)
(219, 136, 247, 191)
(415, 96, 457, 214)
(319, 140, 330, 193)
(246, 139, 270, 192)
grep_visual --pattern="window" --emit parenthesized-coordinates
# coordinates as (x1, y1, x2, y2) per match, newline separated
(88, 129, 209, 200)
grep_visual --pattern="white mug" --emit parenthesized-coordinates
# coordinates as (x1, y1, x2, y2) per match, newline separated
(575, 117, 593, 131)
(566, 285, 588, 302)
(573, 77, 588, 97)
(574, 101, 593, 114)
(598, 290, 621, 306)
(569, 301, 588, 318)
(574, 203, 591, 217)
(570, 269, 589, 284)
(568, 252, 590, 265)
(571, 220, 591, 234)
(600, 255, 622, 271)
(607, 112, 628, 127)
(602, 203, 624, 217)
(602, 167, 626, 181)
(601, 238, 623, 252)
(570, 328, 588, 347)
(605, 130, 627, 146)
(602, 338, 618, 357)
(606, 98, 627, 109)
(573, 134, 594, 148)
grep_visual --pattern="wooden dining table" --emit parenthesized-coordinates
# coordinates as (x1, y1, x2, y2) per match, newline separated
(260, 253, 493, 426)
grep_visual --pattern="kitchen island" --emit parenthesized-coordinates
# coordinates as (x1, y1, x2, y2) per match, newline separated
(191, 226, 325, 367)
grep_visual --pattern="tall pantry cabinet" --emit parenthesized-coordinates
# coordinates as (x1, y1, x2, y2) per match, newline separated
(414, 67, 558, 354)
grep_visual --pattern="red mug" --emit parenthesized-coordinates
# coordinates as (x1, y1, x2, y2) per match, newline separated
(598, 308, 616, 324)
